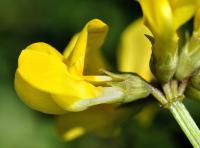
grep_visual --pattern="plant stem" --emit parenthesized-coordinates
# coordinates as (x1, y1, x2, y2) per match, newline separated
(150, 80, 200, 147)
(169, 101, 200, 147)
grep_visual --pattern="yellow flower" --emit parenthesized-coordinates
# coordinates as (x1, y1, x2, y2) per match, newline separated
(15, 19, 123, 114)
(55, 18, 154, 141)
(139, 0, 199, 83)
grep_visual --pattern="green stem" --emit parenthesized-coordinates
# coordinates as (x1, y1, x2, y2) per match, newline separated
(150, 80, 200, 147)
(171, 80, 178, 98)
(169, 101, 200, 147)
(163, 82, 172, 101)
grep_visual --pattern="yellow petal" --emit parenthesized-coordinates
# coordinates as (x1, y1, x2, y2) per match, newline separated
(25, 42, 63, 59)
(63, 34, 79, 59)
(15, 71, 66, 114)
(139, 0, 173, 36)
(15, 43, 99, 113)
(169, 0, 199, 29)
(64, 19, 108, 76)
(117, 18, 152, 81)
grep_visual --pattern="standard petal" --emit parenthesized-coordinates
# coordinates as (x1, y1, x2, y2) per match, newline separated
(25, 42, 63, 59)
(117, 18, 152, 81)
(64, 19, 108, 76)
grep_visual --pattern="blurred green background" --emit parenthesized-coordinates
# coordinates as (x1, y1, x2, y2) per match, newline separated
(0, 0, 200, 147)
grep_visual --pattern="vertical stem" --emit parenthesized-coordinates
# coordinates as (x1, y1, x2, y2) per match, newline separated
(169, 101, 200, 147)
(151, 79, 200, 147)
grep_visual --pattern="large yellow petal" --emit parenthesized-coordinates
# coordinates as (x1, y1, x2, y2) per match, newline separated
(64, 19, 108, 76)
(25, 42, 63, 59)
(117, 18, 152, 81)
(15, 43, 99, 113)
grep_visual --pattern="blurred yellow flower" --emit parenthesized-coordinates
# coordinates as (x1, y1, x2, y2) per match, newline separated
(118, 18, 152, 81)
(55, 105, 133, 141)
(15, 19, 123, 114)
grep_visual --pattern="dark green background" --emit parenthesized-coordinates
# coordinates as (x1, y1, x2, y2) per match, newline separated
(0, 0, 199, 147)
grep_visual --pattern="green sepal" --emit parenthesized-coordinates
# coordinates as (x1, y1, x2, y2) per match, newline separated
(103, 70, 151, 103)
(149, 36, 178, 83)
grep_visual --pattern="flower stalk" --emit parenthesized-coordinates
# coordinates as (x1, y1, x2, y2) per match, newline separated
(150, 80, 200, 147)
(169, 101, 200, 147)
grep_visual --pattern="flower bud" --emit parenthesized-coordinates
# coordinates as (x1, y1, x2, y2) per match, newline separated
(175, 33, 200, 80)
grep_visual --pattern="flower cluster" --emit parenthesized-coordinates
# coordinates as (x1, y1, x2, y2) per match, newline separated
(15, 0, 200, 143)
